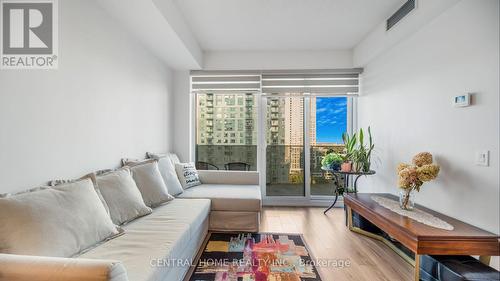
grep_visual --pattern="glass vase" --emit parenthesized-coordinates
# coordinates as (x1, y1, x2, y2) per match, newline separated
(399, 189, 415, 211)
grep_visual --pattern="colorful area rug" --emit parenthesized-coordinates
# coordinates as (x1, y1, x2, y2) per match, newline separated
(189, 232, 322, 281)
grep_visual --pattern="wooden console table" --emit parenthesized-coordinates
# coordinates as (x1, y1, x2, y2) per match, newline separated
(344, 193, 500, 281)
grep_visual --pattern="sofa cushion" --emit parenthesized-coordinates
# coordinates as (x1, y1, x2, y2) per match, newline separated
(0, 254, 128, 281)
(78, 199, 211, 281)
(48, 174, 111, 216)
(94, 168, 152, 226)
(175, 162, 201, 189)
(210, 211, 260, 232)
(146, 152, 184, 196)
(198, 170, 259, 185)
(0, 178, 119, 257)
(124, 159, 174, 207)
(146, 152, 180, 165)
(167, 153, 180, 165)
(177, 184, 261, 212)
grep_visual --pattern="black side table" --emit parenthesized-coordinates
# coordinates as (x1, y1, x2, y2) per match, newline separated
(321, 169, 376, 214)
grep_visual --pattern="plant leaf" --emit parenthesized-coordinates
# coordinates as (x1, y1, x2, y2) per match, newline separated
(368, 126, 372, 147)
(359, 129, 364, 146)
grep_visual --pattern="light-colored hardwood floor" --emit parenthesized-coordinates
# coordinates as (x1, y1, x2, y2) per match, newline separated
(260, 206, 413, 281)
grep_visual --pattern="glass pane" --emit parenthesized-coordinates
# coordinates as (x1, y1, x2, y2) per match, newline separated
(266, 96, 304, 196)
(196, 93, 257, 171)
(310, 97, 348, 196)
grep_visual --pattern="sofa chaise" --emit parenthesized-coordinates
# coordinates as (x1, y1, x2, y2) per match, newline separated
(179, 170, 261, 232)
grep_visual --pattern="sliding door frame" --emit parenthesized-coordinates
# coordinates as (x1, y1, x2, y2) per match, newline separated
(259, 94, 356, 206)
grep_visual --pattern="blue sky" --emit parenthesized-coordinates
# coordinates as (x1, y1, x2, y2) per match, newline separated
(315, 97, 347, 143)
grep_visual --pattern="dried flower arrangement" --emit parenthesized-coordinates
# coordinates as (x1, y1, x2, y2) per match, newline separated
(397, 152, 440, 210)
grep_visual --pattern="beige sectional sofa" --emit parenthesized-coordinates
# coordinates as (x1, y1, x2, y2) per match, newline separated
(0, 153, 261, 281)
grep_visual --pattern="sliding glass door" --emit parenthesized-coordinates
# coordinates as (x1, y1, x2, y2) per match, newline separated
(265, 96, 305, 196)
(261, 95, 351, 201)
(310, 97, 348, 196)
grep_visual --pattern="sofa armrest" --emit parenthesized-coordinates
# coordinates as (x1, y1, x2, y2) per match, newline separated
(198, 170, 259, 185)
(0, 254, 128, 281)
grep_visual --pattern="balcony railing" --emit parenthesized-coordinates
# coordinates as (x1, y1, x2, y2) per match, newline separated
(196, 145, 257, 171)
(196, 144, 345, 196)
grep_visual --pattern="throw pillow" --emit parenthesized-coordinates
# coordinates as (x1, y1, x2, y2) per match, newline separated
(0, 178, 119, 257)
(93, 167, 152, 225)
(123, 159, 174, 207)
(175, 162, 201, 189)
(146, 152, 184, 196)
(48, 174, 111, 215)
(168, 153, 181, 165)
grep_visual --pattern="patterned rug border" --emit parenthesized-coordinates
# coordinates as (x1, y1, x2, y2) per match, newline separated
(184, 231, 324, 281)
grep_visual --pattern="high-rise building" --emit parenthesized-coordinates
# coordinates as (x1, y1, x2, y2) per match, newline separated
(196, 94, 344, 189)
(196, 93, 258, 170)
(197, 93, 257, 145)
(283, 97, 304, 173)
(310, 97, 317, 146)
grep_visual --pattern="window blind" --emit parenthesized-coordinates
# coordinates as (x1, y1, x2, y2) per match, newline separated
(190, 69, 362, 95)
(191, 71, 261, 92)
(261, 70, 361, 95)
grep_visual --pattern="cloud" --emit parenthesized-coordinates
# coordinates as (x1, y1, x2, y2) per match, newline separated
(332, 108, 344, 114)
(336, 100, 348, 107)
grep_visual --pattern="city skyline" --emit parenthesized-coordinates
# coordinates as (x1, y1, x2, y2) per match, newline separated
(196, 94, 347, 146)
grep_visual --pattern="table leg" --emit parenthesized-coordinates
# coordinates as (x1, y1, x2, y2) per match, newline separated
(353, 175, 362, 193)
(323, 192, 338, 214)
(346, 205, 353, 229)
(324, 174, 340, 214)
(346, 205, 421, 278)
(414, 254, 420, 281)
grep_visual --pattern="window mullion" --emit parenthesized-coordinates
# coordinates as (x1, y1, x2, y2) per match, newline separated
(304, 95, 311, 199)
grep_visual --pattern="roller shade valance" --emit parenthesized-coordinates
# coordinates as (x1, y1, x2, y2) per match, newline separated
(190, 69, 362, 95)
(261, 72, 360, 95)
(191, 74, 261, 92)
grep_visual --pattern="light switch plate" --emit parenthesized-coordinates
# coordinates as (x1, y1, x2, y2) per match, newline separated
(475, 150, 489, 166)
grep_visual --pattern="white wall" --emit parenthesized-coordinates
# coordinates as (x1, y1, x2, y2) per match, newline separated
(357, 0, 499, 239)
(172, 70, 192, 162)
(353, 0, 459, 66)
(0, 0, 173, 193)
(95, 0, 202, 70)
(204, 50, 352, 70)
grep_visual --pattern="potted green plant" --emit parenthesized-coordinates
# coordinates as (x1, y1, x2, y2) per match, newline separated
(339, 153, 351, 172)
(362, 127, 374, 172)
(342, 127, 374, 173)
(321, 152, 343, 171)
(341, 131, 357, 172)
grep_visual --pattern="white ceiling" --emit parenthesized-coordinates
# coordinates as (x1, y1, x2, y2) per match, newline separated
(174, 0, 405, 51)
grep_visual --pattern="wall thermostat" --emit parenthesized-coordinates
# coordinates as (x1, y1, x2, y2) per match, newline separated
(453, 93, 470, 107)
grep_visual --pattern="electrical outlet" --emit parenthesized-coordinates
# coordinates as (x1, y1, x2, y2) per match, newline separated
(475, 150, 489, 166)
